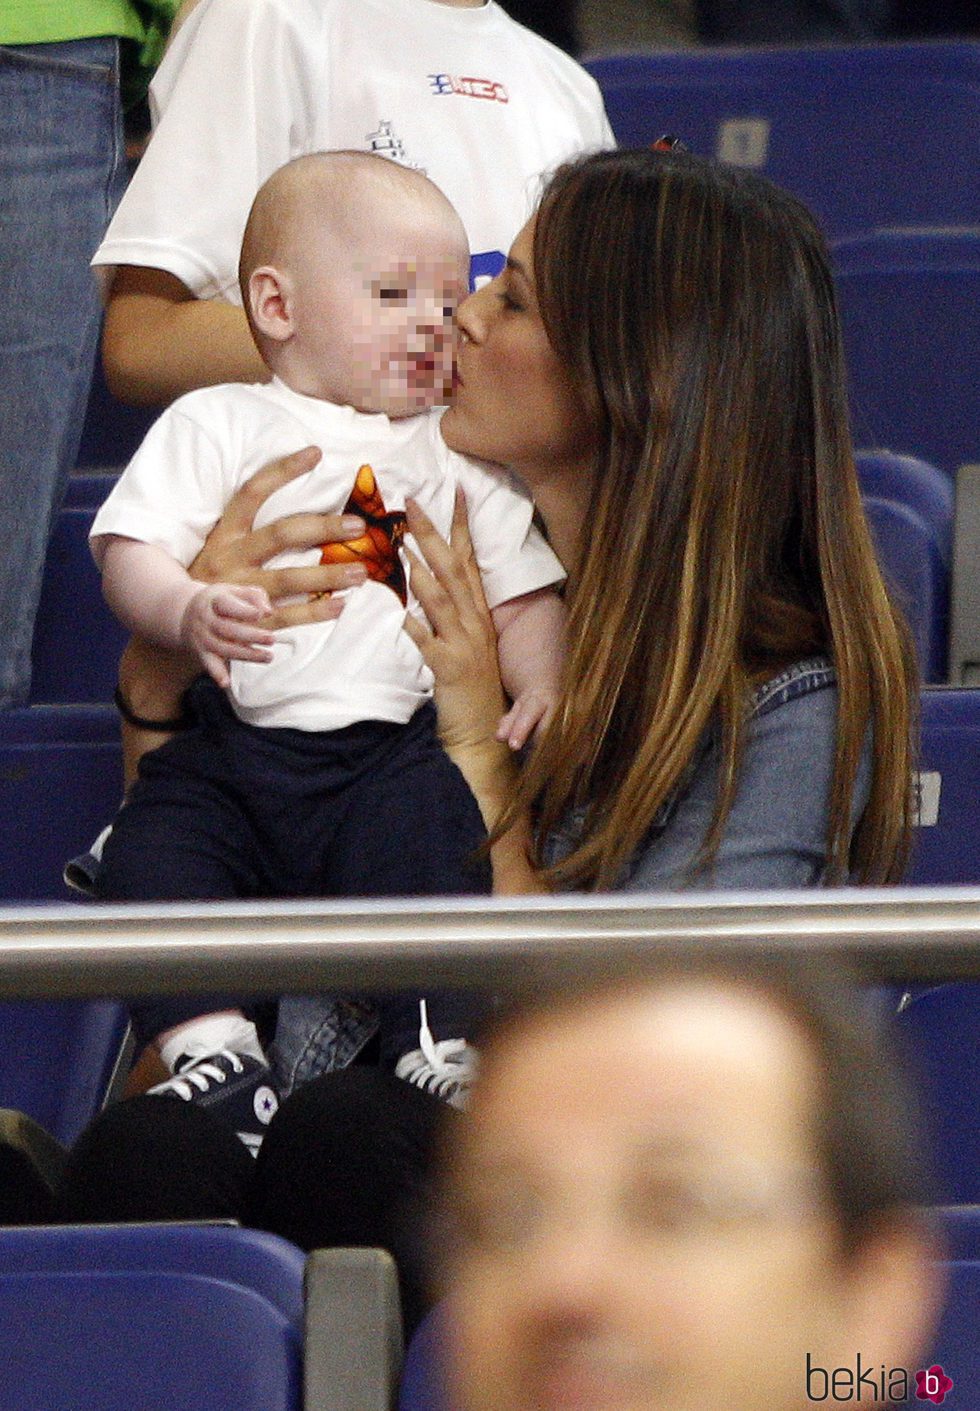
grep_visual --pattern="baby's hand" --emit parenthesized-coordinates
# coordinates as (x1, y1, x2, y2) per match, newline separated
(495, 687, 558, 752)
(180, 583, 275, 688)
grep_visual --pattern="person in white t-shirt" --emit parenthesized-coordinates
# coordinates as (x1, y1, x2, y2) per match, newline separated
(77, 0, 611, 890)
(94, 0, 612, 406)
(89, 152, 566, 1145)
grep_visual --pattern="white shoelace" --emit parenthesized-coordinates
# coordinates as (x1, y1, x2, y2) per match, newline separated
(398, 1001, 477, 1107)
(417, 1000, 469, 1076)
(148, 1049, 244, 1101)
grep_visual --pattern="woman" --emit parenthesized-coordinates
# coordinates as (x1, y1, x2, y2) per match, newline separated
(406, 145, 915, 894)
(58, 149, 917, 1328)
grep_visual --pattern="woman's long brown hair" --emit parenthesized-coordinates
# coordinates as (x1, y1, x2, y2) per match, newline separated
(511, 149, 917, 889)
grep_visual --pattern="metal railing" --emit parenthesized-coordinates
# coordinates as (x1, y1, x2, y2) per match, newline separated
(0, 885, 979, 999)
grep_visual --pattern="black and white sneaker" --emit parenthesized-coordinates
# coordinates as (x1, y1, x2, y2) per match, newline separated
(63, 823, 112, 897)
(394, 1001, 478, 1111)
(147, 1050, 280, 1156)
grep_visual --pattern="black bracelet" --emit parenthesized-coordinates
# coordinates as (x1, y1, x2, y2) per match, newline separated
(113, 686, 194, 733)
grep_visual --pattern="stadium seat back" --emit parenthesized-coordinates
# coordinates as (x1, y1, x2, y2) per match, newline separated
(0, 703, 127, 1146)
(926, 1260, 980, 1393)
(938, 1205, 980, 1262)
(835, 229, 980, 481)
(75, 354, 159, 469)
(855, 451, 954, 571)
(892, 982, 980, 1205)
(0, 997, 127, 1147)
(909, 689, 980, 884)
(62, 469, 120, 510)
(0, 1224, 304, 1411)
(29, 506, 128, 704)
(399, 1306, 448, 1411)
(0, 704, 122, 900)
(585, 43, 980, 239)
(863, 496, 948, 682)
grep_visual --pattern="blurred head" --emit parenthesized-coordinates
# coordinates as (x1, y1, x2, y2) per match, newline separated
(446, 148, 916, 889)
(440, 955, 940, 1411)
(240, 151, 469, 415)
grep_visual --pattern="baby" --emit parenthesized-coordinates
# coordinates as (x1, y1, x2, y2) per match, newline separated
(90, 152, 565, 1148)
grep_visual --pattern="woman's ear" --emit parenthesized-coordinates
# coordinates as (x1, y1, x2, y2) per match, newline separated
(249, 265, 293, 344)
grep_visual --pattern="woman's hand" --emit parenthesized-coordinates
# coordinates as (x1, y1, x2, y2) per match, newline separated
(188, 446, 369, 628)
(403, 491, 508, 757)
(403, 493, 544, 894)
(403, 493, 544, 891)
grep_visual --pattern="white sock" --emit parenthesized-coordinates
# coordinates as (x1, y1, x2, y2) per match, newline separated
(158, 1014, 265, 1073)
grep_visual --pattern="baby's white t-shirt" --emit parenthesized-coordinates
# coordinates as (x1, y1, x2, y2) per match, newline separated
(91, 379, 564, 731)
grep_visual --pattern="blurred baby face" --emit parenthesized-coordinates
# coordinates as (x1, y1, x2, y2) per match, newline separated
(290, 197, 469, 417)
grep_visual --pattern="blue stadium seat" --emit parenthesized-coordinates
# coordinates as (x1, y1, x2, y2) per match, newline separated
(909, 688, 980, 885)
(892, 983, 980, 1205)
(858, 451, 952, 680)
(0, 703, 127, 1144)
(0, 704, 121, 900)
(399, 1307, 447, 1411)
(0, 998, 127, 1147)
(0, 1224, 304, 1411)
(940, 1205, 980, 1262)
(584, 43, 980, 240)
(29, 505, 128, 704)
(856, 452, 953, 571)
(926, 1260, 980, 1395)
(75, 352, 159, 469)
(834, 229, 980, 480)
(63, 468, 120, 510)
(863, 497, 948, 682)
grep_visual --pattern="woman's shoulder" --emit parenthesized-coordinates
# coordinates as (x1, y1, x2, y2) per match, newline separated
(620, 655, 861, 893)
(735, 654, 845, 806)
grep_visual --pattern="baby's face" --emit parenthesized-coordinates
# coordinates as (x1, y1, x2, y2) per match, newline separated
(291, 205, 470, 417)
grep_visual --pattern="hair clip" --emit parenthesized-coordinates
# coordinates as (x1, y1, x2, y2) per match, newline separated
(651, 134, 687, 152)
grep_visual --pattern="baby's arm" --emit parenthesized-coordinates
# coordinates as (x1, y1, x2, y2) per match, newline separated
(491, 588, 566, 751)
(99, 535, 275, 689)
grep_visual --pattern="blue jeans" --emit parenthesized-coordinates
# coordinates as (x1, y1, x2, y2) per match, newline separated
(0, 38, 125, 707)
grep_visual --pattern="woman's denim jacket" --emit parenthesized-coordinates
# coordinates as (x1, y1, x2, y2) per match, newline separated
(273, 655, 865, 1090)
(619, 653, 869, 893)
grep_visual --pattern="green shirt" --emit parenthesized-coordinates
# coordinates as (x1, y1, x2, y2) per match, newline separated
(0, 1, 180, 97)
